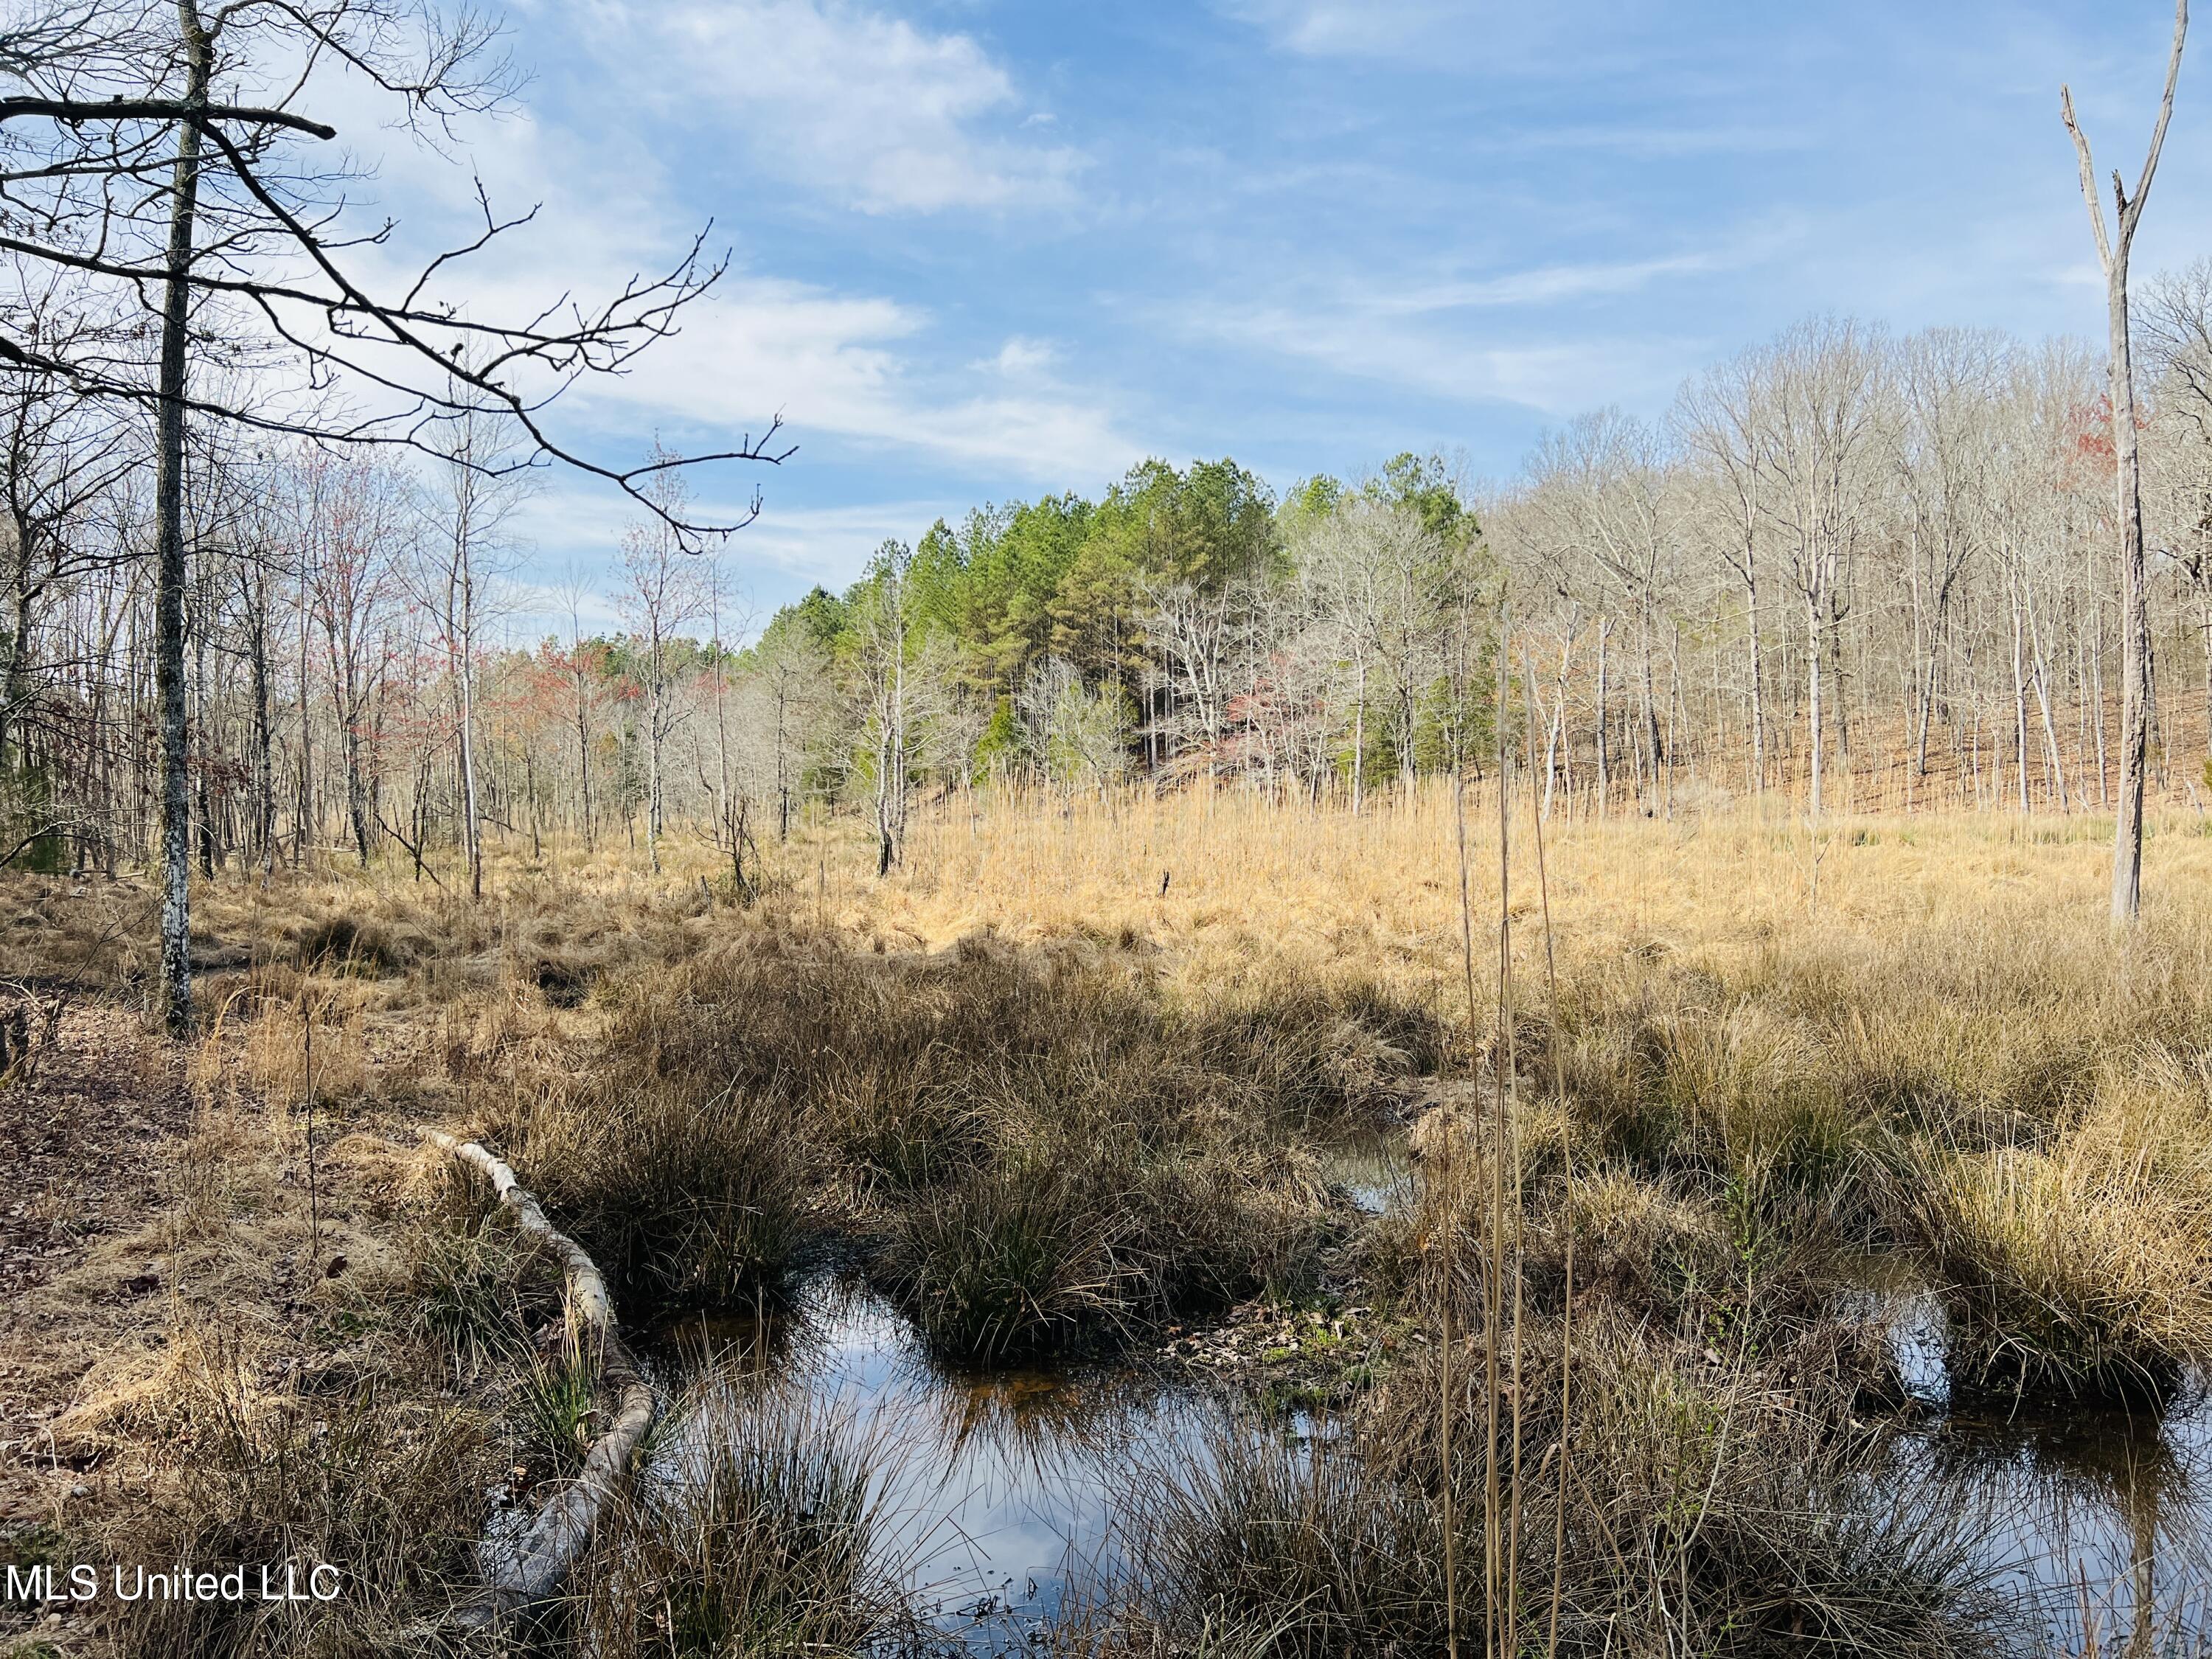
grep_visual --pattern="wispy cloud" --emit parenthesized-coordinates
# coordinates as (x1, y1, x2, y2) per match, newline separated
(566, 282, 1139, 484)
(509, 491, 966, 607)
(973, 335, 1060, 378)
(1376, 248, 1767, 314)
(1498, 122, 1810, 159)
(1212, 0, 1455, 60)
(1396, 218, 1800, 312)
(714, 499, 972, 586)
(1193, 299, 1697, 416)
(1212, 0, 1669, 74)
(295, 58, 1136, 498)
(1178, 227, 1788, 415)
(588, 0, 1085, 214)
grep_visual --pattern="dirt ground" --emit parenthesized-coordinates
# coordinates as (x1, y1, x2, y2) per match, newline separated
(1, 1010, 189, 1528)
(0, 980, 418, 1654)
(0, 1007, 189, 1649)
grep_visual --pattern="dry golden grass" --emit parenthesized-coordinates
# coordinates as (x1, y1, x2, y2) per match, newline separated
(9, 787, 2202, 1394)
(877, 785, 2212, 998)
(863, 786, 2212, 1391)
(88, 785, 2212, 1394)
(15, 791, 2212, 1652)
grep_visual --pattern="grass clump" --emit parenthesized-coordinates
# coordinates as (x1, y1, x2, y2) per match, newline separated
(1114, 1325, 2003, 1659)
(88, 1327, 494, 1659)
(520, 1080, 818, 1311)
(885, 1150, 1148, 1359)
(574, 1386, 916, 1658)
(291, 911, 429, 977)
(504, 925, 1433, 1357)
(405, 1215, 555, 1376)
(1908, 1062, 2212, 1397)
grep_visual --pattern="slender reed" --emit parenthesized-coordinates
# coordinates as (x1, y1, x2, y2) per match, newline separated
(1486, 615, 1520, 1658)
(1525, 641, 1577, 1659)
(1442, 597, 1486, 1659)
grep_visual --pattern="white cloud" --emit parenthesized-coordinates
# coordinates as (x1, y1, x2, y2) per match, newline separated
(1179, 230, 1789, 415)
(1369, 225, 1798, 314)
(264, 68, 1135, 495)
(1216, 0, 1453, 60)
(1214, 0, 1670, 76)
(711, 499, 967, 586)
(493, 574, 625, 645)
(1380, 252, 1743, 313)
(557, 279, 1138, 484)
(1196, 299, 1695, 417)
(506, 492, 967, 617)
(597, 0, 1083, 214)
(975, 335, 1058, 378)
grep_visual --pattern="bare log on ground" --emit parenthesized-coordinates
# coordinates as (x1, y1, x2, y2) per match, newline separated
(422, 1130, 659, 1628)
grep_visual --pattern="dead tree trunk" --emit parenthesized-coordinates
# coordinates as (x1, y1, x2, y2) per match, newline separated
(2063, 0, 2187, 919)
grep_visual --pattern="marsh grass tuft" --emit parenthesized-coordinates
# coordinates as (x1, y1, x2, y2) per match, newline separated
(573, 1384, 918, 1658)
(502, 925, 1439, 1357)
(1115, 1324, 2006, 1659)
(90, 1323, 494, 1659)
(405, 1217, 552, 1377)
(1908, 1068, 2212, 1397)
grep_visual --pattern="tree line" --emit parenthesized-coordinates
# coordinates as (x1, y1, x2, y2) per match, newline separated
(713, 295, 2212, 862)
(0, 0, 2198, 1022)
(24, 288, 2212, 925)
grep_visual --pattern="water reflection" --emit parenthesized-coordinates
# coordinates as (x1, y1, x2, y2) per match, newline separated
(654, 1281, 1227, 1649)
(639, 1211, 2212, 1651)
(1874, 1290, 2212, 1648)
(1321, 1132, 1413, 1217)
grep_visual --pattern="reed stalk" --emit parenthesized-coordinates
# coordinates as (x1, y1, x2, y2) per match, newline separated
(1525, 640, 1576, 1659)
(1486, 616, 1520, 1658)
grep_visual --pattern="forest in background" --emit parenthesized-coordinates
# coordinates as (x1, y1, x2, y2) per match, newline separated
(14, 299, 2212, 895)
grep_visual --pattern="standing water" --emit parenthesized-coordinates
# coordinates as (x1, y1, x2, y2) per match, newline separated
(654, 1280, 1233, 1651)
(631, 1161, 2212, 1653)
(1876, 1288, 2212, 1646)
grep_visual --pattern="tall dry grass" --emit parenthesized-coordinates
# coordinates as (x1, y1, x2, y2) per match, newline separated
(874, 788, 2212, 1393)
(572, 1384, 922, 1658)
(170, 788, 2212, 1391)
(24, 787, 2212, 1652)
(493, 927, 1441, 1357)
(1105, 1321, 2006, 1659)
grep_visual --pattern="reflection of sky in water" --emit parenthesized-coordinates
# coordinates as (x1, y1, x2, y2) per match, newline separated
(1874, 1289, 2212, 1649)
(655, 1281, 1228, 1649)
(641, 1163, 2212, 1654)
(1323, 1134, 1413, 1218)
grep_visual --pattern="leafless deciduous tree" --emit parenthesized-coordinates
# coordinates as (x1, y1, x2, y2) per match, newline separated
(2061, 0, 2188, 920)
(0, 0, 787, 1027)
(616, 458, 703, 879)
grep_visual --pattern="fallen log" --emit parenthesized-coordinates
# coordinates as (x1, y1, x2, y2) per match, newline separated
(422, 1130, 658, 1629)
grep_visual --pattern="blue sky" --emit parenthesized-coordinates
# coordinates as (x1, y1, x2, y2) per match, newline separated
(344, 0, 2212, 633)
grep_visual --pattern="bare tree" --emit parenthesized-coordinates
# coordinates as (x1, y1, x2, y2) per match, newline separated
(2062, 0, 2188, 919)
(856, 539, 913, 876)
(1677, 352, 1774, 793)
(1759, 320, 1888, 821)
(1017, 654, 1133, 799)
(1289, 498, 1451, 810)
(616, 459, 703, 878)
(699, 552, 757, 900)
(414, 390, 525, 900)
(0, 0, 787, 1028)
(1526, 411, 1680, 807)
(302, 453, 408, 868)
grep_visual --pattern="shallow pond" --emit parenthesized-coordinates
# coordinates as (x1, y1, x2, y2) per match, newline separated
(653, 1281, 1231, 1651)
(637, 1165, 2212, 1652)
(1879, 1290, 2212, 1647)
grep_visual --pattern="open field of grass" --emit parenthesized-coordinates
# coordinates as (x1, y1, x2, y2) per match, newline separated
(8, 789, 2212, 1655)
